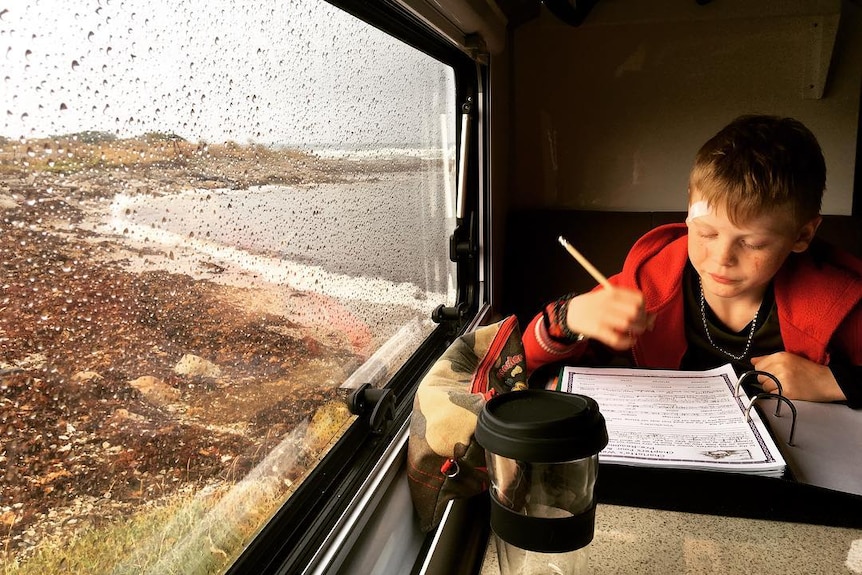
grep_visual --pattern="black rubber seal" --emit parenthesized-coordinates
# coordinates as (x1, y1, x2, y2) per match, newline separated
(489, 495, 596, 553)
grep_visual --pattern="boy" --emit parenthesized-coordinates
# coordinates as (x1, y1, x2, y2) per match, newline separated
(523, 115, 862, 408)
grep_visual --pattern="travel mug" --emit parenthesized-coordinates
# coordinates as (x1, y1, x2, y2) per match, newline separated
(476, 390, 608, 575)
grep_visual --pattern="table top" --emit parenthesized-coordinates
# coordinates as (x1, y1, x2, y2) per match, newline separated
(481, 503, 862, 574)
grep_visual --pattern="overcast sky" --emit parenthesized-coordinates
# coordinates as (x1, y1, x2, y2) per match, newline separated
(2, 0, 456, 146)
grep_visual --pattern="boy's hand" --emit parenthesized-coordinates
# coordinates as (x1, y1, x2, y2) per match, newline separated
(565, 287, 655, 350)
(750, 352, 846, 403)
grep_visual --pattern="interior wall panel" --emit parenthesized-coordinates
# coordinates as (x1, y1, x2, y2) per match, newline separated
(510, 0, 862, 214)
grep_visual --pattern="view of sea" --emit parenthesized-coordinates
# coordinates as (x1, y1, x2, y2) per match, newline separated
(104, 169, 457, 315)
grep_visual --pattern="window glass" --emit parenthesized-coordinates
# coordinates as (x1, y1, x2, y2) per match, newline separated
(1, 1, 457, 572)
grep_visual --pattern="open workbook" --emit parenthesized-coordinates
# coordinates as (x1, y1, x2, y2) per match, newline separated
(557, 364, 786, 478)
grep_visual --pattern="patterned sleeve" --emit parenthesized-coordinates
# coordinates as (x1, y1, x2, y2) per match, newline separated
(522, 294, 587, 374)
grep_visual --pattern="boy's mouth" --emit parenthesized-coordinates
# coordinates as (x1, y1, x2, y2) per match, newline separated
(708, 273, 737, 285)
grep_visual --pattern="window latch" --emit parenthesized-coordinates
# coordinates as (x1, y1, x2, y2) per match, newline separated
(432, 301, 468, 324)
(347, 383, 396, 435)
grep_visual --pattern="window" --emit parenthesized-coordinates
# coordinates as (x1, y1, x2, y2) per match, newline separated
(1, 1, 469, 572)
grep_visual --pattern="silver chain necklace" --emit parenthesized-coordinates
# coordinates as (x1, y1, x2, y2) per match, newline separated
(698, 277, 759, 361)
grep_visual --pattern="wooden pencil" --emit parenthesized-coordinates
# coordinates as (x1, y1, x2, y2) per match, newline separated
(557, 236, 613, 289)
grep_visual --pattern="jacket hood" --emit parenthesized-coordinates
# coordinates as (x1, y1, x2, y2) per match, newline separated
(617, 223, 689, 367)
(619, 223, 689, 316)
(776, 238, 862, 362)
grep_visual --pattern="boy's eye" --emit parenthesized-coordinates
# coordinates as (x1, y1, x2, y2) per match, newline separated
(741, 240, 767, 250)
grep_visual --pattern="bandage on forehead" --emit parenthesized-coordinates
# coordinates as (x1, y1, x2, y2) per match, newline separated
(686, 200, 711, 222)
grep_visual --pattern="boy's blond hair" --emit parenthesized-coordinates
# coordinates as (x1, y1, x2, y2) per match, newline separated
(689, 115, 825, 228)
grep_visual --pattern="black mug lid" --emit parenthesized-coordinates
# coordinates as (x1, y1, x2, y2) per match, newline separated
(475, 390, 608, 462)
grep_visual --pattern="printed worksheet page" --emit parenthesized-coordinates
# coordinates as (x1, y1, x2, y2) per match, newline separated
(558, 364, 785, 476)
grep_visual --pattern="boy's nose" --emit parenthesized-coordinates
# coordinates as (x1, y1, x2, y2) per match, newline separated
(711, 240, 738, 266)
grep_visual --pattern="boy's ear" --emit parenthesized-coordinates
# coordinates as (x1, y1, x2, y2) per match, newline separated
(791, 216, 821, 252)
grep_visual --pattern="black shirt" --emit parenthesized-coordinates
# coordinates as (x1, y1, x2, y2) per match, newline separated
(681, 263, 782, 374)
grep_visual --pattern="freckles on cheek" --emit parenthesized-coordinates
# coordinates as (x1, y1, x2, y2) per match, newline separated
(750, 256, 766, 274)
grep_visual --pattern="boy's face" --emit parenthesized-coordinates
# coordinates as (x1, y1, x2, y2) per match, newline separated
(686, 190, 819, 303)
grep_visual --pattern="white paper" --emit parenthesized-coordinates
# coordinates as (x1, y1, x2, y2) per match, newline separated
(557, 364, 786, 477)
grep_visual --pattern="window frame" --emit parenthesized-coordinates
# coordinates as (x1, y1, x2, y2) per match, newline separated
(224, 2, 484, 573)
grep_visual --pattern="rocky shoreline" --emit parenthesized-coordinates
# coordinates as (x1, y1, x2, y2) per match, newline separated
(0, 139, 430, 567)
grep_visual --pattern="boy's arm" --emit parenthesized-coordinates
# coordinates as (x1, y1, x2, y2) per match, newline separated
(751, 353, 858, 407)
(522, 296, 589, 374)
(522, 286, 652, 374)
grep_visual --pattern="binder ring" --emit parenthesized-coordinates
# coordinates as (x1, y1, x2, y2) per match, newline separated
(745, 392, 798, 446)
(735, 370, 785, 415)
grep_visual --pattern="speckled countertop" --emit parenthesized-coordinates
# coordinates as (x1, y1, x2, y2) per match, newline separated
(481, 504, 862, 574)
